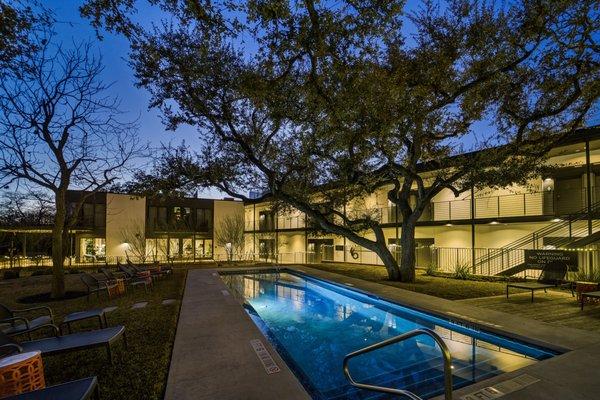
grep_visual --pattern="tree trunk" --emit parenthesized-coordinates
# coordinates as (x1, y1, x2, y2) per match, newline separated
(399, 220, 417, 282)
(369, 240, 401, 281)
(51, 191, 67, 299)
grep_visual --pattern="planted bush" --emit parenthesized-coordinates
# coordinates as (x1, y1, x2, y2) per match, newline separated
(3, 268, 21, 280)
(425, 263, 439, 276)
(454, 262, 472, 280)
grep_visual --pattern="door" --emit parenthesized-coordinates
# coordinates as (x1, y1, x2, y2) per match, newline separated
(307, 239, 334, 263)
(555, 177, 584, 215)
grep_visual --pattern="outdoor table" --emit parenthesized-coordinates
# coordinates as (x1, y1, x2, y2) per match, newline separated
(0, 351, 45, 398)
(60, 308, 107, 334)
(581, 290, 600, 310)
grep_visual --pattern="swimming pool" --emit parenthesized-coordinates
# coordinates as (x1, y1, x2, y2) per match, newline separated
(221, 270, 557, 399)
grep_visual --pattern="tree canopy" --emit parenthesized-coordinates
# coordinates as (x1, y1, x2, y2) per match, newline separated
(82, 0, 600, 281)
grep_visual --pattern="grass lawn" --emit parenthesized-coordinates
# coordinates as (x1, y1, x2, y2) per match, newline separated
(305, 262, 508, 300)
(0, 268, 186, 400)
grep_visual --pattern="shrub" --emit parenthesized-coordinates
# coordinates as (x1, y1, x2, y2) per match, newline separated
(454, 262, 472, 280)
(30, 269, 53, 277)
(3, 268, 21, 280)
(425, 263, 438, 276)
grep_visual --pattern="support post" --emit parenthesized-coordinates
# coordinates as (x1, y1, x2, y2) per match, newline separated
(586, 139, 593, 236)
(471, 186, 476, 273)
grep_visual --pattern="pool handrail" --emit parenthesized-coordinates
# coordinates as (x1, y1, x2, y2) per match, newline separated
(342, 327, 453, 400)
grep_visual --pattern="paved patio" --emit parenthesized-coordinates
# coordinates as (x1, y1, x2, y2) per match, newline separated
(459, 290, 600, 333)
(167, 266, 600, 400)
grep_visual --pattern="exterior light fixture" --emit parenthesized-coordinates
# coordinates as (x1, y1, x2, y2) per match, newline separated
(489, 221, 499, 225)
(551, 218, 562, 222)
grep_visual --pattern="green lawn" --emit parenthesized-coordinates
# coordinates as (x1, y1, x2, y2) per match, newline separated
(0, 269, 185, 400)
(304, 262, 508, 300)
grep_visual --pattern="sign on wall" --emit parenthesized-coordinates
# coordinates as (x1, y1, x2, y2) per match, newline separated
(524, 249, 578, 271)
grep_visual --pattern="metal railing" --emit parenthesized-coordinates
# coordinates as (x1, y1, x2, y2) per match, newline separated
(431, 190, 554, 221)
(473, 198, 600, 275)
(343, 328, 453, 400)
(243, 190, 558, 231)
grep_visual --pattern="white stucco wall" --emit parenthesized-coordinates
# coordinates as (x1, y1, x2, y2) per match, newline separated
(105, 193, 146, 258)
(213, 199, 245, 259)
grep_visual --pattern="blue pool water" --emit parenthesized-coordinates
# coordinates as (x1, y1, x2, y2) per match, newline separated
(221, 270, 557, 399)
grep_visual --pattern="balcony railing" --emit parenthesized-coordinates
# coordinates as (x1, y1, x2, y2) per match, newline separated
(243, 190, 560, 230)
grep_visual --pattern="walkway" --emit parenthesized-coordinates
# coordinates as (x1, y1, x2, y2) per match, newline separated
(164, 269, 310, 400)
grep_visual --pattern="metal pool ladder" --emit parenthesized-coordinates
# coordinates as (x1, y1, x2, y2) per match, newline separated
(343, 328, 453, 400)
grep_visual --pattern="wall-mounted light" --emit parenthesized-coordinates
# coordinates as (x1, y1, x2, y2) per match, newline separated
(551, 218, 562, 222)
(489, 221, 499, 225)
(445, 223, 453, 227)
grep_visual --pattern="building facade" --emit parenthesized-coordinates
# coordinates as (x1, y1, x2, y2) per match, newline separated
(68, 191, 243, 263)
(242, 127, 600, 275)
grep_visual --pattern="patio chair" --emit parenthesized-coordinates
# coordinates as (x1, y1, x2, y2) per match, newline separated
(117, 262, 153, 288)
(80, 273, 119, 300)
(0, 325, 126, 363)
(3, 376, 99, 400)
(0, 304, 56, 340)
(102, 266, 149, 292)
(127, 259, 169, 279)
(506, 261, 574, 302)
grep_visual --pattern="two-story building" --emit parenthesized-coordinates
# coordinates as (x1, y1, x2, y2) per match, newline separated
(243, 126, 600, 275)
(67, 191, 243, 263)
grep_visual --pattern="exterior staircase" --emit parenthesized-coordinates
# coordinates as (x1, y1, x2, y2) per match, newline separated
(474, 200, 600, 276)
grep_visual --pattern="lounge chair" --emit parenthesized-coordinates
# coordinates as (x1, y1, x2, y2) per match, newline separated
(80, 273, 120, 300)
(506, 261, 574, 302)
(102, 266, 149, 292)
(127, 259, 170, 279)
(0, 325, 126, 363)
(3, 376, 99, 400)
(0, 304, 56, 340)
(117, 263, 153, 289)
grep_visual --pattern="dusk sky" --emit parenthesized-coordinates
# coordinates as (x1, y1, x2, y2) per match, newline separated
(46, 1, 600, 199)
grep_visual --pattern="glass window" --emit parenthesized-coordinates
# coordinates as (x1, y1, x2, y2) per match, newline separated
(147, 207, 157, 229)
(95, 204, 105, 227)
(157, 207, 167, 229)
(82, 203, 94, 226)
(196, 208, 212, 230)
(80, 238, 105, 261)
(169, 238, 179, 258)
(182, 238, 194, 258)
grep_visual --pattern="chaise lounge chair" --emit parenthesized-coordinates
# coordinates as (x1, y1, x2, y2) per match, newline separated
(506, 261, 574, 302)
(0, 304, 56, 340)
(0, 325, 126, 363)
(3, 376, 99, 400)
(80, 273, 120, 300)
(101, 266, 150, 292)
(127, 259, 171, 279)
(117, 263, 153, 289)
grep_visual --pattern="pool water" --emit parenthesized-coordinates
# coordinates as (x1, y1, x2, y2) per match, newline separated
(221, 270, 556, 400)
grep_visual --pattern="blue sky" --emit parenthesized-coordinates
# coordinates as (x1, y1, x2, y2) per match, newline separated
(45, 1, 599, 199)
(50, 1, 201, 148)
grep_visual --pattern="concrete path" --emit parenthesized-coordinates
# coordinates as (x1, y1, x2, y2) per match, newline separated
(164, 269, 310, 400)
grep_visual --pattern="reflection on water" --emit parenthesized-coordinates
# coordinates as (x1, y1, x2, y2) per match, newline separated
(221, 272, 554, 400)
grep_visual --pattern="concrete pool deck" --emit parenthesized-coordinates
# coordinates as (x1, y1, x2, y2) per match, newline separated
(164, 269, 310, 400)
(167, 266, 600, 399)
